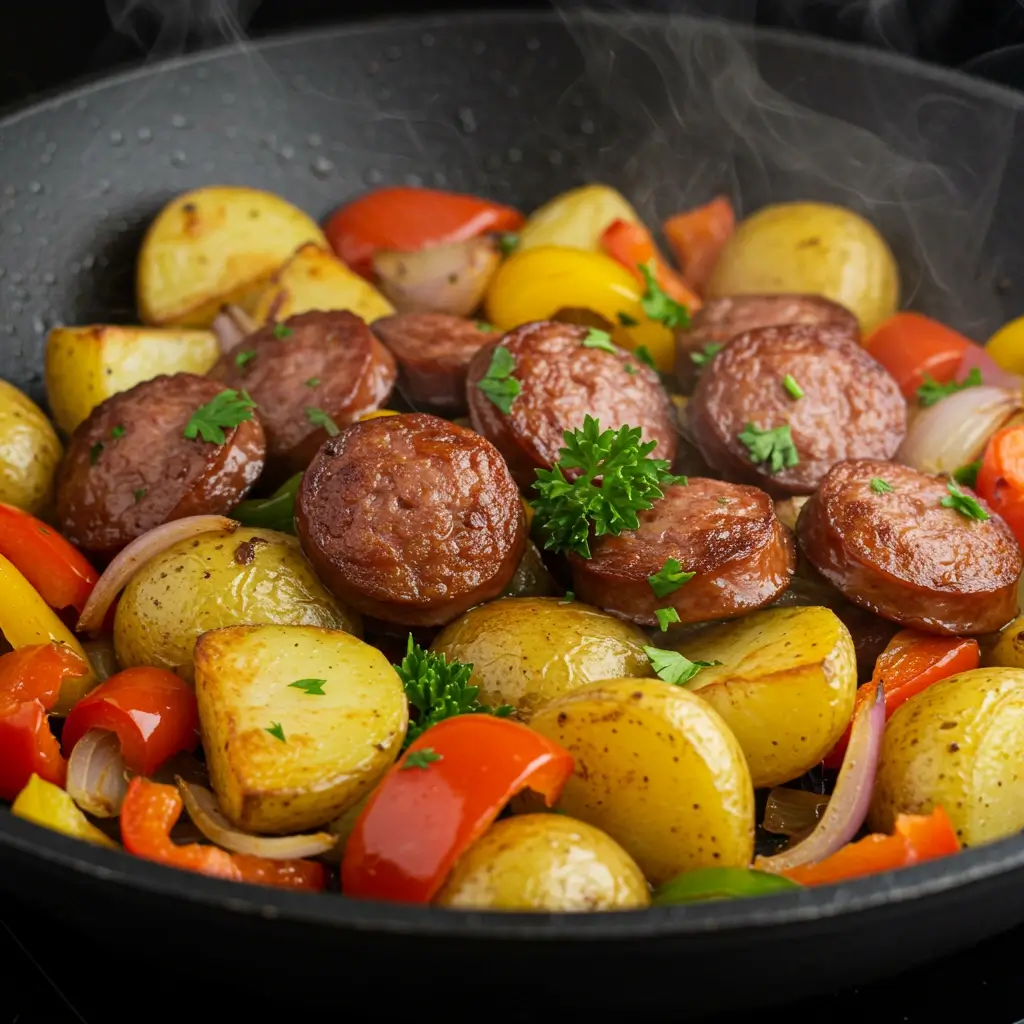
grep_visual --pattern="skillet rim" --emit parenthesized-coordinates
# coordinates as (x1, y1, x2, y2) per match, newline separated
(2, 8, 1024, 939)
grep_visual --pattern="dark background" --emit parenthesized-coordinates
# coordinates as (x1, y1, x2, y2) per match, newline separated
(4, 1, 1024, 1021)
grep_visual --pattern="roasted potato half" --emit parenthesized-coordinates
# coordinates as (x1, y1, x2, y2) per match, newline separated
(45, 325, 219, 435)
(137, 186, 328, 327)
(249, 243, 394, 325)
(678, 606, 858, 787)
(435, 813, 650, 911)
(0, 380, 62, 516)
(114, 528, 361, 682)
(530, 678, 755, 885)
(980, 613, 1024, 669)
(430, 597, 652, 719)
(869, 667, 1024, 847)
(195, 624, 407, 833)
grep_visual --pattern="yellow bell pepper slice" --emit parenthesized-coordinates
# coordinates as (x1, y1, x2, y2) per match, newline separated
(0, 553, 95, 714)
(358, 409, 400, 421)
(986, 316, 1024, 376)
(11, 773, 118, 849)
(517, 184, 642, 253)
(484, 246, 677, 372)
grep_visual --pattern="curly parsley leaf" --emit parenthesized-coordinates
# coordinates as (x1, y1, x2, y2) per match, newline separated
(655, 607, 681, 631)
(648, 557, 695, 598)
(476, 345, 521, 415)
(581, 327, 616, 354)
(617, 311, 639, 327)
(870, 477, 894, 494)
(638, 263, 691, 330)
(288, 678, 326, 696)
(529, 415, 683, 559)
(396, 636, 513, 748)
(738, 422, 799, 475)
(305, 406, 340, 437)
(941, 479, 989, 521)
(953, 460, 982, 489)
(234, 349, 257, 370)
(184, 389, 256, 445)
(644, 646, 720, 686)
(402, 748, 443, 770)
(690, 343, 723, 367)
(916, 367, 982, 407)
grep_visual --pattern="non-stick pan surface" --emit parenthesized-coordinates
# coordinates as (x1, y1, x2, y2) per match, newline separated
(2, 11, 1024, 1017)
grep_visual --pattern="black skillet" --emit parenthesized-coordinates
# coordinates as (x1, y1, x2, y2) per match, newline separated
(2, 10, 1024, 1018)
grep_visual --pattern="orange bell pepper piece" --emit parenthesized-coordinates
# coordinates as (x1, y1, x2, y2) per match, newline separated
(863, 312, 973, 399)
(662, 196, 735, 297)
(976, 424, 1024, 548)
(783, 808, 960, 887)
(600, 218, 702, 311)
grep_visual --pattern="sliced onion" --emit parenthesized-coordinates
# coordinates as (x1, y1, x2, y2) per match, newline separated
(81, 637, 119, 683)
(177, 779, 337, 860)
(77, 516, 238, 635)
(373, 236, 500, 316)
(755, 684, 884, 873)
(66, 729, 130, 818)
(773, 496, 809, 533)
(763, 788, 830, 837)
(897, 385, 1021, 476)
(211, 304, 258, 354)
(957, 343, 1023, 391)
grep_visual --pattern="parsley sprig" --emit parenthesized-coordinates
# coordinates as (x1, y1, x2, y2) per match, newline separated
(655, 608, 680, 631)
(476, 346, 521, 415)
(644, 646, 720, 686)
(638, 263, 690, 330)
(648, 557, 695, 598)
(530, 416, 683, 559)
(581, 327, 617, 354)
(289, 678, 326, 695)
(738, 423, 799, 475)
(953, 460, 981, 489)
(184, 389, 256, 444)
(916, 367, 982, 407)
(691, 343, 723, 367)
(402, 748, 443, 770)
(306, 406, 340, 437)
(941, 479, 989, 521)
(870, 477, 894, 494)
(396, 636, 513, 748)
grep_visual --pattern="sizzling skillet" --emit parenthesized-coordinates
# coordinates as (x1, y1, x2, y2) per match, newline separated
(2, 10, 1024, 1017)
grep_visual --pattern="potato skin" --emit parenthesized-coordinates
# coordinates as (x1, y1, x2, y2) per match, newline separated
(869, 667, 1024, 846)
(114, 527, 360, 682)
(435, 813, 650, 911)
(529, 678, 755, 885)
(981, 614, 1024, 669)
(679, 606, 858, 787)
(707, 202, 898, 334)
(0, 380, 62, 516)
(430, 597, 651, 718)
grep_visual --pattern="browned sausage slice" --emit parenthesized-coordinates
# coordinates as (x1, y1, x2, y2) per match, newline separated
(798, 459, 1022, 635)
(296, 412, 525, 626)
(210, 310, 397, 478)
(676, 294, 859, 391)
(371, 313, 494, 413)
(688, 324, 906, 497)
(466, 320, 678, 491)
(569, 478, 796, 627)
(55, 373, 265, 559)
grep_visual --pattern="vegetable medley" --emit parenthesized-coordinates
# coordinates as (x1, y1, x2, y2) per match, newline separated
(4, 178, 1024, 912)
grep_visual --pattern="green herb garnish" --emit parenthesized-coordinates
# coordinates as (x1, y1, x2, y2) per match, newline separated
(476, 321, 496, 332)
(305, 407, 340, 437)
(624, 363, 637, 376)
(581, 327, 616, 354)
(476, 346, 521, 415)
(265, 722, 286, 742)
(870, 477, 894, 494)
(304, 377, 320, 388)
(643, 646, 720, 686)
(132, 488, 147, 503)
(230, 472, 301, 534)
(738, 423, 799, 475)
(234, 350, 257, 370)
(560, 591, 575, 604)
(916, 367, 982, 407)
(617, 311, 639, 327)
(648, 557, 695, 598)
(638, 263, 690, 330)
(655, 607, 681, 631)
(941, 479, 989, 521)
(782, 374, 804, 400)
(402, 748, 443, 770)
(530, 416, 683, 559)
(184, 389, 256, 444)
(89, 443, 103, 466)
(273, 323, 293, 339)
(289, 678, 326, 696)
(691, 343, 723, 367)
(497, 232, 520, 256)
(635, 345, 656, 370)
(111, 424, 126, 439)
(953, 461, 982, 489)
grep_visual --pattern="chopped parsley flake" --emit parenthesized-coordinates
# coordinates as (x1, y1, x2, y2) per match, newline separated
(870, 477, 894, 494)
(655, 607, 681, 631)
(581, 327, 617, 354)
(265, 722, 286, 742)
(289, 678, 326, 695)
(648, 557, 695, 598)
(273, 323, 293, 339)
(305, 407, 340, 437)
(234, 349, 257, 370)
(402, 748, 443, 770)
(643, 646, 720, 686)
(476, 345, 521, 415)
(941, 479, 989, 521)
(782, 374, 804, 399)
(738, 423, 799, 475)
(638, 263, 690, 330)
(691, 343, 723, 367)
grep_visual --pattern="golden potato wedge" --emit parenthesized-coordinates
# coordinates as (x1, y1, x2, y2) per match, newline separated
(195, 624, 407, 833)
(435, 813, 650, 911)
(114, 528, 361, 683)
(869, 667, 1024, 846)
(430, 597, 652, 719)
(0, 380, 62, 516)
(980, 613, 1024, 669)
(137, 186, 328, 327)
(517, 184, 642, 252)
(678, 606, 858, 787)
(530, 678, 755, 885)
(45, 325, 219, 435)
(249, 243, 394, 325)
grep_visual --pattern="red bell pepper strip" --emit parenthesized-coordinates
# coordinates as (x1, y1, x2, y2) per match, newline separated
(0, 503, 97, 615)
(600, 218, 703, 310)
(0, 643, 88, 799)
(863, 313, 973, 399)
(782, 807, 960, 886)
(976, 424, 1024, 547)
(62, 667, 199, 776)
(121, 778, 326, 891)
(342, 714, 574, 903)
(325, 186, 524, 279)
(823, 630, 979, 769)
(662, 196, 735, 297)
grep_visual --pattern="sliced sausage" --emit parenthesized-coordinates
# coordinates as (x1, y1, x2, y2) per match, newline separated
(798, 459, 1023, 635)
(689, 324, 906, 497)
(296, 412, 525, 626)
(569, 478, 796, 627)
(676, 294, 859, 391)
(55, 373, 265, 559)
(371, 313, 495, 412)
(466, 320, 678, 491)
(210, 310, 396, 478)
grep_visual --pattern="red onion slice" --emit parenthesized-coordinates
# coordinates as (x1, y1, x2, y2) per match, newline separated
(957, 343, 1024, 392)
(211, 304, 259, 354)
(177, 779, 337, 860)
(755, 684, 884, 873)
(77, 516, 237, 635)
(66, 729, 130, 818)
